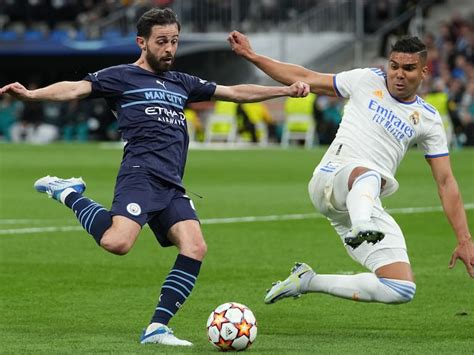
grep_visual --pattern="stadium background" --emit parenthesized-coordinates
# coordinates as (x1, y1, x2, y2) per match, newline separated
(0, 0, 473, 353)
(0, 0, 473, 145)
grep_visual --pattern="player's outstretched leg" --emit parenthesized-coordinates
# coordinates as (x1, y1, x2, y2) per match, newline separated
(34, 175, 112, 245)
(140, 323, 192, 346)
(264, 262, 316, 304)
(303, 271, 416, 303)
(345, 170, 385, 249)
(265, 262, 415, 304)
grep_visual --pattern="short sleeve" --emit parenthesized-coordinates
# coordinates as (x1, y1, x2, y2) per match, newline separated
(419, 112, 449, 158)
(83, 66, 125, 99)
(333, 68, 368, 98)
(180, 73, 216, 103)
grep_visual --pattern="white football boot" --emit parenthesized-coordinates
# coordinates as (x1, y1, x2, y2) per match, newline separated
(344, 221, 385, 249)
(140, 323, 192, 346)
(34, 175, 86, 204)
(264, 262, 316, 304)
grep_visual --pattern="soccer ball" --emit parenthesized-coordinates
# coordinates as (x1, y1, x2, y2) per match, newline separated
(206, 302, 257, 351)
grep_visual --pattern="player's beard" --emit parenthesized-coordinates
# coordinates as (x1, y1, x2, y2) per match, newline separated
(146, 50, 174, 73)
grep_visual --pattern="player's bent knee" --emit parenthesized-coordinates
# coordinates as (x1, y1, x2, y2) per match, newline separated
(197, 240, 208, 258)
(389, 287, 416, 304)
(391, 290, 415, 304)
(100, 234, 134, 256)
(101, 240, 131, 255)
(379, 278, 416, 304)
(181, 239, 207, 260)
(400, 289, 416, 303)
(192, 239, 208, 259)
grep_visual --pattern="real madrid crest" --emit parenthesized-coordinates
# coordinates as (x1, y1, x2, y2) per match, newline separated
(409, 111, 420, 125)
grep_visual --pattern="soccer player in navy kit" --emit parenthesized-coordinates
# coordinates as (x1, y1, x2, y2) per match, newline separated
(0, 8, 309, 346)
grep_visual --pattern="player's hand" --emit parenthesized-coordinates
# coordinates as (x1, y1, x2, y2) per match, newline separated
(227, 31, 254, 59)
(449, 238, 474, 278)
(0, 82, 32, 100)
(288, 81, 310, 98)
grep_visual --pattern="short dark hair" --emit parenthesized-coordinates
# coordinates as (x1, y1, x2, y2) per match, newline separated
(391, 36, 427, 61)
(136, 8, 181, 38)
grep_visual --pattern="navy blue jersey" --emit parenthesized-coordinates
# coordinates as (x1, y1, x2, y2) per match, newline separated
(84, 64, 216, 189)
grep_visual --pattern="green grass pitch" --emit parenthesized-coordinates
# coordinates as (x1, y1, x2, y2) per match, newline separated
(0, 143, 473, 354)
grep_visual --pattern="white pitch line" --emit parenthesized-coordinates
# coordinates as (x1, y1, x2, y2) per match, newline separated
(0, 226, 83, 235)
(0, 219, 65, 225)
(389, 203, 474, 214)
(201, 203, 474, 224)
(201, 213, 321, 224)
(1, 203, 473, 236)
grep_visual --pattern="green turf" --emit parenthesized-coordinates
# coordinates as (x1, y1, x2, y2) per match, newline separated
(0, 143, 473, 354)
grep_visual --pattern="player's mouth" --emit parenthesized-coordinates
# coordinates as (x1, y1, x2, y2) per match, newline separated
(162, 57, 174, 64)
(395, 82, 405, 90)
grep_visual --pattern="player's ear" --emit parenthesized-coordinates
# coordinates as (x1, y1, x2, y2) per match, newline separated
(136, 36, 146, 51)
(421, 65, 428, 80)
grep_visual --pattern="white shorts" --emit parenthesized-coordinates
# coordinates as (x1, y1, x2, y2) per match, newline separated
(308, 162, 410, 272)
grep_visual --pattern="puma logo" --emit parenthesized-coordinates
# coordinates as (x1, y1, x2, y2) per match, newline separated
(156, 80, 166, 89)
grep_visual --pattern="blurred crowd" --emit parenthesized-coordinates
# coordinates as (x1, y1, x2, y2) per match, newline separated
(0, 0, 327, 39)
(0, 0, 430, 40)
(0, 3, 473, 147)
(0, 91, 118, 143)
(419, 13, 474, 146)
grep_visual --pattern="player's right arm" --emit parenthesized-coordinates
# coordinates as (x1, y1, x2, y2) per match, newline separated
(228, 31, 336, 96)
(427, 155, 474, 278)
(0, 80, 92, 101)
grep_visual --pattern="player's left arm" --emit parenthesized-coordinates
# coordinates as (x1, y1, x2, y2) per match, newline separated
(228, 31, 336, 96)
(0, 80, 92, 101)
(212, 81, 309, 103)
(427, 155, 474, 277)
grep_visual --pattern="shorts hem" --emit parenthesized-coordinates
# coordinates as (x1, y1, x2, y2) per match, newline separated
(362, 247, 409, 273)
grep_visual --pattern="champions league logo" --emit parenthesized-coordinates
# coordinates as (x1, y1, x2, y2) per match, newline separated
(409, 111, 420, 125)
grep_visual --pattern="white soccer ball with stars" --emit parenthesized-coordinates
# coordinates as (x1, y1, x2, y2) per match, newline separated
(206, 302, 257, 351)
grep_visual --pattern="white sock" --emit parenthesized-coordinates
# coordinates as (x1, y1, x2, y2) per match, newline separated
(305, 273, 415, 303)
(59, 187, 76, 204)
(346, 171, 381, 225)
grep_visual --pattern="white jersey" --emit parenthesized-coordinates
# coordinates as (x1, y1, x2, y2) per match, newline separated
(316, 67, 448, 197)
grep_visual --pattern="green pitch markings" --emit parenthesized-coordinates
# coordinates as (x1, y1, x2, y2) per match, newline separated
(1, 203, 473, 235)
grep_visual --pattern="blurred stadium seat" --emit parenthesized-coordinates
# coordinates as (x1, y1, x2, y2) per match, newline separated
(102, 29, 122, 40)
(50, 29, 70, 42)
(0, 30, 17, 41)
(23, 30, 44, 41)
(204, 113, 238, 143)
(281, 114, 316, 149)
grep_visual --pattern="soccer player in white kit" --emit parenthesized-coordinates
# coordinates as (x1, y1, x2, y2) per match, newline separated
(228, 32, 474, 304)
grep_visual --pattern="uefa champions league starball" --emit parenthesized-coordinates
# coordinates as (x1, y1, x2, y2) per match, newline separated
(206, 302, 257, 351)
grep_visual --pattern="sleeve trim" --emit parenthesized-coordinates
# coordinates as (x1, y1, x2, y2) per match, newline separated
(424, 153, 449, 158)
(332, 74, 343, 97)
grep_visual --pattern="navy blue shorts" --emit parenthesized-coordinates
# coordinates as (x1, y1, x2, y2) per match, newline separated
(110, 167, 199, 247)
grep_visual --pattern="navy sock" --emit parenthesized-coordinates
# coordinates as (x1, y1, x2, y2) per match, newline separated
(151, 254, 202, 325)
(64, 192, 112, 245)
